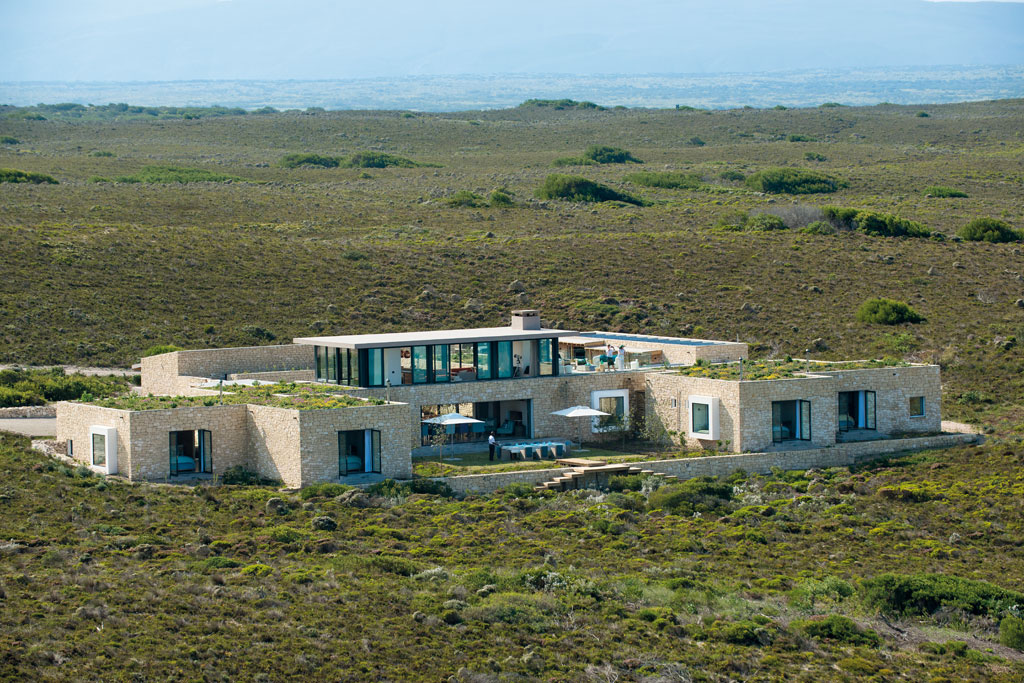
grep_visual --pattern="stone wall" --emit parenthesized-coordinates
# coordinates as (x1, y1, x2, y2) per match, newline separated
(245, 404, 303, 487)
(349, 371, 647, 449)
(125, 405, 249, 481)
(0, 405, 56, 418)
(55, 402, 129, 472)
(141, 344, 314, 395)
(643, 364, 942, 454)
(693, 342, 749, 365)
(298, 403, 412, 484)
(441, 431, 979, 494)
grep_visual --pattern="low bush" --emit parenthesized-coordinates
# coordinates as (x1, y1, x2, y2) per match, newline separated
(0, 367, 129, 407)
(0, 136, 19, 144)
(535, 174, 643, 205)
(718, 170, 745, 182)
(583, 145, 642, 164)
(800, 220, 837, 235)
(551, 157, 596, 167)
(113, 166, 242, 184)
(265, 525, 308, 544)
(746, 213, 787, 231)
(745, 168, 845, 194)
(279, 153, 340, 169)
(220, 466, 276, 486)
(822, 206, 932, 238)
(519, 99, 605, 111)
(0, 168, 58, 184)
(299, 482, 352, 499)
(649, 477, 732, 515)
(856, 298, 925, 325)
(369, 555, 423, 576)
(341, 152, 423, 168)
(444, 190, 486, 207)
(794, 615, 881, 647)
(241, 563, 273, 577)
(804, 152, 827, 161)
(624, 171, 702, 189)
(957, 218, 1020, 243)
(488, 190, 514, 207)
(365, 478, 455, 498)
(141, 344, 183, 357)
(788, 134, 817, 142)
(862, 573, 1024, 617)
(999, 615, 1024, 651)
(924, 186, 967, 198)
(200, 556, 241, 570)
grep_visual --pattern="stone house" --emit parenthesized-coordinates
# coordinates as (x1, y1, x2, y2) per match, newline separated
(55, 310, 941, 487)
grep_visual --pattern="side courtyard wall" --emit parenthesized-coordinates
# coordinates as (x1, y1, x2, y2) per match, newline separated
(298, 403, 413, 485)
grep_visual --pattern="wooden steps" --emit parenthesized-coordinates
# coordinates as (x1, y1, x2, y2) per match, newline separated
(534, 465, 680, 492)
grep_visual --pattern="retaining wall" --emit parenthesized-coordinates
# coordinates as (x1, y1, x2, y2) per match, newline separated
(439, 431, 980, 494)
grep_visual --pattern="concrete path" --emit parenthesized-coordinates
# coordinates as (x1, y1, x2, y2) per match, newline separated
(0, 418, 57, 437)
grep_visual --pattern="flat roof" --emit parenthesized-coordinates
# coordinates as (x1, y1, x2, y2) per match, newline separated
(295, 326, 578, 350)
(578, 331, 737, 347)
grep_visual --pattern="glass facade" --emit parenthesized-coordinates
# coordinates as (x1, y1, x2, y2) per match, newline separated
(313, 338, 558, 387)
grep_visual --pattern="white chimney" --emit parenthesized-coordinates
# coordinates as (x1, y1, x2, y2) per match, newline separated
(510, 309, 541, 330)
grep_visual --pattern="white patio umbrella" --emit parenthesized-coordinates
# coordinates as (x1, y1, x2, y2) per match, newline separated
(551, 405, 609, 452)
(422, 413, 484, 462)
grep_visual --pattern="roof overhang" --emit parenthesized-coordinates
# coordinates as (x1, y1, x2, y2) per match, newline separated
(294, 326, 579, 350)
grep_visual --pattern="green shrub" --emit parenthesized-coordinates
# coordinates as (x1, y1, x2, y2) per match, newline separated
(745, 168, 845, 194)
(624, 171, 702, 189)
(489, 190, 514, 207)
(854, 211, 931, 238)
(0, 168, 58, 184)
(718, 170, 745, 182)
(608, 474, 645, 492)
(113, 166, 242, 183)
(90, 150, 114, 157)
(1, 136, 20, 144)
(444, 190, 486, 207)
(582, 145, 642, 164)
(265, 525, 307, 544)
(709, 619, 769, 645)
(916, 111, 930, 117)
(746, 213, 787, 231)
(341, 152, 422, 169)
(535, 174, 642, 205)
(369, 555, 423, 576)
(200, 556, 241, 570)
(241, 563, 273, 577)
(804, 152, 827, 161)
(300, 482, 352, 499)
(220, 466, 276, 486)
(999, 615, 1024, 651)
(794, 615, 881, 647)
(519, 99, 605, 111)
(649, 477, 732, 515)
(551, 156, 596, 167)
(365, 478, 454, 498)
(822, 206, 858, 225)
(957, 218, 1021, 243)
(141, 344, 183, 357)
(687, 136, 705, 146)
(800, 220, 836, 235)
(924, 186, 967, 198)
(500, 482, 538, 498)
(856, 298, 924, 325)
(279, 153, 340, 169)
(788, 134, 817, 142)
(862, 573, 1024, 616)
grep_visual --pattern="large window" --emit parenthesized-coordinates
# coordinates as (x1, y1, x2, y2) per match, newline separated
(412, 346, 428, 384)
(339, 429, 381, 476)
(838, 390, 875, 431)
(433, 344, 449, 383)
(169, 430, 212, 475)
(909, 396, 925, 417)
(92, 432, 106, 467)
(538, 338, 554, 376)
(692, 403, 709, 434)
(326, 347, 337, 383)
(592, 389, 629, 432)
(450, 343, 476, 381)
(477, 342, 492, 380)
(497, 341, 513, 378)
(772, 400, 811, 442)
(367, 348, 384, 386)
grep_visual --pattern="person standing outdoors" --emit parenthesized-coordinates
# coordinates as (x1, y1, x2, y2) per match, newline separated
(488, 432, 497, 461)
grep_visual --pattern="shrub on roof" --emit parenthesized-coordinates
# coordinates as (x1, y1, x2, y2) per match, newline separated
(141, 344, 183, 357)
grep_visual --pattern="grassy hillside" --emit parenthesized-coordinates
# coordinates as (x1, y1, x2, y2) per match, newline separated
(0, 100, 1022, 422)
(1, 432, 1022, 679)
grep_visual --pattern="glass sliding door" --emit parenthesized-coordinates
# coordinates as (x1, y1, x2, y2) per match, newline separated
(370, 430, 381, 473)
(367, 348, 384, 386)
(477, 342, 492, 380)
(433, 344, 450, 382)
(338, 430, 366, 476)
(450, 343, 475, 381)
(772, 400, 811, 442)
(326, 347, 336, 384)
(497, 341, 513, 378)
(839, 391, 875, 431)
(315, 346, 324, 381)
(538, 338, 554, 376)
(412, 346, 428, 383)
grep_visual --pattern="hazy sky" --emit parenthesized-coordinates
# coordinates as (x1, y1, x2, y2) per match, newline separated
(2, 0, 1022, 81)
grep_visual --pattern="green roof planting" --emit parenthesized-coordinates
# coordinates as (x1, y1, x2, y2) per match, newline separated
(675, 358, 909, 381)
(87, 382, 385, 411)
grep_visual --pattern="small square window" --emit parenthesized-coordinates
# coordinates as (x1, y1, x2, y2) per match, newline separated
(909, 396, 925, 417)
(670, 398, 678, 408)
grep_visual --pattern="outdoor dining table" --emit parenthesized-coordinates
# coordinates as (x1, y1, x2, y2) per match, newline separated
(500, 441, 571, 460)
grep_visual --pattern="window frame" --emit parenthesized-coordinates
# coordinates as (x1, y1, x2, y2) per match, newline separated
(909, 395, 925, 418)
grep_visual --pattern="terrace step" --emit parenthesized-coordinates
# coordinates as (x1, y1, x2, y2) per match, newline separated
(534, 466, 681, 492)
